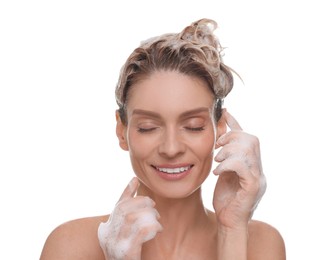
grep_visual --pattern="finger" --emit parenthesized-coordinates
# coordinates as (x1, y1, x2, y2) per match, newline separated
(213, 157, 250, 178)
(214, 144, 235, 162)
(118, 177, 140, 202)
(132, 210, 163, 243)
(139, 221, 163, 243)
(133, 208, 162, 228)
(224, 110, 242, 131)
(216, 130, 244, 147)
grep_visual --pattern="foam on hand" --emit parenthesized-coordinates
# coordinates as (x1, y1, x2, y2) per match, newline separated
(97, 185, 162, 260)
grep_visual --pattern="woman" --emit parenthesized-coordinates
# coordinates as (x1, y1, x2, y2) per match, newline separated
(40, 18, 286, 259)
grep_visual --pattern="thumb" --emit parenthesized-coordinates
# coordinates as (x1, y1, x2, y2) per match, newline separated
(118, 177, 140, 202)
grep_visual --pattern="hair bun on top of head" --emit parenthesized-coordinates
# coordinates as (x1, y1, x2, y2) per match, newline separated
(178, 18, 235, 99)
(179, 18, 219, 50)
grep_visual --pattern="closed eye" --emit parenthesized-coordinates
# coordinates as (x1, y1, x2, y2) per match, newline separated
(185, 126, 205, 132)
(137, 127, 158, 133)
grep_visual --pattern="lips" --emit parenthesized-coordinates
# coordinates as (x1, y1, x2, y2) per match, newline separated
(152, 164, 194, 180)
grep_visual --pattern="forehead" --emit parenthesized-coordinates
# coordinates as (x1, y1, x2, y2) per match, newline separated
(126, 71, 214, 113)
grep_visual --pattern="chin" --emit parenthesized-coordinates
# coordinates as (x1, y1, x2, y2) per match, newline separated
(139, 176, 205, 200)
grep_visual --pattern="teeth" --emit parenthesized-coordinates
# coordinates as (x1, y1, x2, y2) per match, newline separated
(157, 166, 190, 174)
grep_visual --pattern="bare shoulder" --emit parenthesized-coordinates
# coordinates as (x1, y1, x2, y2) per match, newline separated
(40, 215, 109, 260)
(248, 219, 286, 260)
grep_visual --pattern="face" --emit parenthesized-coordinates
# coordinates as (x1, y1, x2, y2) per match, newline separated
(117, 71, 225, 199)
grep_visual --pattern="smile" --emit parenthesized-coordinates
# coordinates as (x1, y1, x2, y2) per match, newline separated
(154, 165, 193, 174)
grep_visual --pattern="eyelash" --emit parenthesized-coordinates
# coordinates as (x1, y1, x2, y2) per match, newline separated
(137, 126, 205, 133)
(185, 126, 205, 132)
(137, 127, 157, 133)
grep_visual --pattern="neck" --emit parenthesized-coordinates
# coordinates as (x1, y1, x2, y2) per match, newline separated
(137, 183, 215, 252)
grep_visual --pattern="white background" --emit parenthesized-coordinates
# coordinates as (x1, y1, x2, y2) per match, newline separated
(1, 0, 329, 259)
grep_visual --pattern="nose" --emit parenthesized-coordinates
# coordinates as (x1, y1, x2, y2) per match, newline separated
(158, 127, 186, 158)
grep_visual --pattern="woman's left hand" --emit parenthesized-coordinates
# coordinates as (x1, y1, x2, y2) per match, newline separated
(213, 110, 267, 229)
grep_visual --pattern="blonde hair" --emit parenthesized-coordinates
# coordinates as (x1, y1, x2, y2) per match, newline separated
(115, 18, 235, 124)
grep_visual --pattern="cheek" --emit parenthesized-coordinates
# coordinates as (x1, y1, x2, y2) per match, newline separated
(127, 131, 156, 160)
(127, 132, 150, 177)
(193, 132, 216, 178)
(190, 130, 216, 158)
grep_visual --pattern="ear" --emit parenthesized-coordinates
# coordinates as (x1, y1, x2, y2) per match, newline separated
(115, 110, 129, 151)
(215, 109, 227, 149)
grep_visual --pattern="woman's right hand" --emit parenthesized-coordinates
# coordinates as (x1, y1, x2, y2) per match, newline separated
(98, 177, 163, 260)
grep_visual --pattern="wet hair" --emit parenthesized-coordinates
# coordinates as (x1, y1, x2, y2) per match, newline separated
(115, 18, 235, 125)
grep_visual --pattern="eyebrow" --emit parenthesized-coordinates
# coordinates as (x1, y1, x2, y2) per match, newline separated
(131, 107, 210, 119)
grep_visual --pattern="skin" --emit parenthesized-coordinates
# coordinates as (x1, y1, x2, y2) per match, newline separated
(40, 71, 286, 260)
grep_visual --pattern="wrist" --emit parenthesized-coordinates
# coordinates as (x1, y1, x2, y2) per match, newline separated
(217, 225, 248, 260)
(217, 221, 249, 233)
(217, 224, 248, 241)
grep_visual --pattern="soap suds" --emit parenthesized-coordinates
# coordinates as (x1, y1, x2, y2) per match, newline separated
(98, 188, 162, 259)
